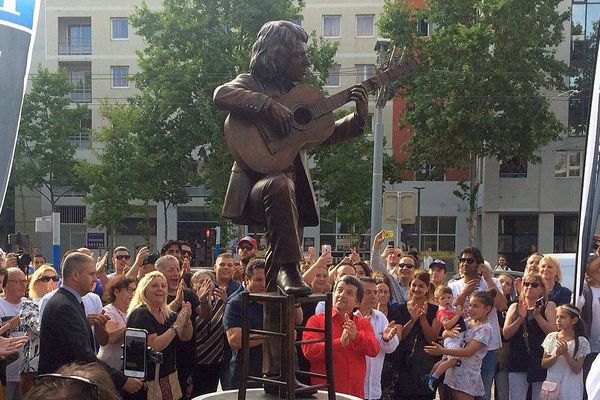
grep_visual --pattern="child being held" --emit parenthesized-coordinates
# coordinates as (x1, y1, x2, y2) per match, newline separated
(423, 285, 468, 392)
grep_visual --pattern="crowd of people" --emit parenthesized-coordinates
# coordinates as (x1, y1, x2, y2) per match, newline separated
(0, 232, 598, 400)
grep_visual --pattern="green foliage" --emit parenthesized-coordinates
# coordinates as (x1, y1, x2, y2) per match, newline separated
(309, 122, 401, 233)
(78, 101, 139, 243)
(379, 0, 570, 243)
(12, 66, 88, 207)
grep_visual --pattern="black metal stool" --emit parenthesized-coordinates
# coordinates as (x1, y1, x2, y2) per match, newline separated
(238, 292, 335, 400)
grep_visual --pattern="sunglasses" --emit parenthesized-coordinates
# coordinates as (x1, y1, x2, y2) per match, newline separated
(38, 276, 59, 283)
(239, 245, 254, 251)
(523, 282, 540, 288)
(458, 257, 476, 264)
(398, 263, 415, 269)
(115, 255, 131, 260)
(34, 374, 99, 400)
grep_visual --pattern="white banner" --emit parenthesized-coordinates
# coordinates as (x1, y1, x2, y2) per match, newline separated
(0, 0, 41, 212)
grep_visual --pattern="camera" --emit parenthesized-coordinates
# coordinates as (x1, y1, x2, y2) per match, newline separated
(7, 233, 31, 274)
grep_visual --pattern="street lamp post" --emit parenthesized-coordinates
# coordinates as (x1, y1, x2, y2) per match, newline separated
(370, 38, 391, 248)
(413, 186, 425, 251)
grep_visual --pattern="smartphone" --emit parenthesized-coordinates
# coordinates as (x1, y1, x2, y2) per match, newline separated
(383, 230, 394, 239)
(388, 241, 395, 247)
(123, 328, 148, 378)
(321, 244, 331, 253)
(535, 297, 545, 308)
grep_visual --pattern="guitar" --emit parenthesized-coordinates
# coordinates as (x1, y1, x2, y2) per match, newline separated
(223, 60, 416, 174)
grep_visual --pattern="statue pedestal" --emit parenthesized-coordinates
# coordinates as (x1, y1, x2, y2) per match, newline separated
(192, 389, 361, 400)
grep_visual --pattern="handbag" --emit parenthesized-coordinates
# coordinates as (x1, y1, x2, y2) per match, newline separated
(145, 371, 182, 400)
(539, 380, 560, 400)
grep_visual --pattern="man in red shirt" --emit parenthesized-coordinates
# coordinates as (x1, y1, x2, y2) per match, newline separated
(302, 275, 379, 398)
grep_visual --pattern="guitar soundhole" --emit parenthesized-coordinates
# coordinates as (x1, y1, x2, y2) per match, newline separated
(294, 107, 312, 126)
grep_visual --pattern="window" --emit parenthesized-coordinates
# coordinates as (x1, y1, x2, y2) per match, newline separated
(417, 19, 429, 36)
(498, 215, 538, 269)
(554, 215, 578, 253)
(291, 16, 303, 27)
(62, 23, 91, 55)
(58, 206, 86, 224)
(323, 15, 341, 38)
(70, 111, 92, 148)
(62, 62, 92, 103)
(415, 164, 445, 181)
(554, 150, 582, 177)
(111, 66, 129, 88)
(402, 216, 456, 252)
(499, 157, 527, 178)
(325, 65, 340, 87)
(111, 18, 128, 40)
(355, 64, 375, 84)
(356, 15, 374, 37)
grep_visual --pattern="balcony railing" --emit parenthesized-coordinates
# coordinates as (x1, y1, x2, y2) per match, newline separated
(69, 131, 91, 149)
(58, 38, 92, 55)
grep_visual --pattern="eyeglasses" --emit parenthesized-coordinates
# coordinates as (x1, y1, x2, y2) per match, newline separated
(523, 282, 540, 288)
(34, 373, 99, 400)
(38, 276, 59, 283)
(458, 257, 476, 264)
(6, 280, 28, 285)
(181, 250, 192, 256)
(239, 245, 254, 251)
(398, 263, 415, 269)
(122, 287, 136, 294)
(115, 255, 131, 260)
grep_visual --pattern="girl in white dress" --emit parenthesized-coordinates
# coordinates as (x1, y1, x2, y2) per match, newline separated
(541, 304, 590, 400)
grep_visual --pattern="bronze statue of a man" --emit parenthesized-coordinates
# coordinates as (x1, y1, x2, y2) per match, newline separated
(213, 20, 368, 296)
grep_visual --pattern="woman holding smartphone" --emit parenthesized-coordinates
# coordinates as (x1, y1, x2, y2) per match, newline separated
(502, 273, 556, 400)
(125, 271, 192, 400)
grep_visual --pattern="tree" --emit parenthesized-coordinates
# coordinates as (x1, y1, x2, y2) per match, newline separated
(379, 0, 570, 245)
(129, 0, 337, 242)
(78, 101, 139, 247)
(12, 66, 88, 210)
(309, 126, 401, 235)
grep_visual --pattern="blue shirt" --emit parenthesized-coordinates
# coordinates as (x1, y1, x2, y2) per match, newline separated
(222, 290, 263, 389)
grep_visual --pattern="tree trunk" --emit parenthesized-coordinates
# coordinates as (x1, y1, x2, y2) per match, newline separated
(467, 157, 478, 247)
(162, 200, 168, 243)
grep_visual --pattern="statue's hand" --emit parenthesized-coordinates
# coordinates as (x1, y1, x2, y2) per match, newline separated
(268, 100, 293, 136)
(350, 85, 369, 122)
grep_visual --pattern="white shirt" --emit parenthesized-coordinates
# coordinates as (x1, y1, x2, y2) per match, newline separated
(355, 308, 399, 400)
(578, 286, 600, 352)
(448, 276, 503, 350)
(587, 354, 600, 400)
(0, 297, 25, 382)
(423, 255, 433, 270)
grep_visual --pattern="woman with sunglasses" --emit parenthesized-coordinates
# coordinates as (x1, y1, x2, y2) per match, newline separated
(97, 276, 137, 370)
(503, 273, 557, 400)
(19, 265, 59, 395)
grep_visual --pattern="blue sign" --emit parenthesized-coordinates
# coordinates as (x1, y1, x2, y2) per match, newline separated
(0, 0, 36, 31)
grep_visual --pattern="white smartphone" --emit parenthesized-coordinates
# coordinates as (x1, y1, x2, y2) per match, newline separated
(123, 328, 148, 378)
(321, 244, 331, 253)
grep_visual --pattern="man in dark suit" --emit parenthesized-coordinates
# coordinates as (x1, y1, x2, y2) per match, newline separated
(213, 20, 368, 296)
(38, 252, 143, 395)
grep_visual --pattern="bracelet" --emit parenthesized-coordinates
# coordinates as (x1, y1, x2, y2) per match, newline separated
(295, 304, 301, 309)
(170, 325, 179, 335)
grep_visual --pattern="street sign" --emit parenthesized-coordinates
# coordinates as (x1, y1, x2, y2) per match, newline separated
(86, 233, 105, 249)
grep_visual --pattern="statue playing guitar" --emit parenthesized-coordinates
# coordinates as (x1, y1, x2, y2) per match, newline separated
(214, 20, 413, 296)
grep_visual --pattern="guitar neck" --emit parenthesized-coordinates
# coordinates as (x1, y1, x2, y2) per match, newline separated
(310, 63, 413, 119)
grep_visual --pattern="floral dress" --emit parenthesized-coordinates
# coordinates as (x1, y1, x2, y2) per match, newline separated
(19, 298, 41, 373)
(542, 332, 591, 400)
(443, 321, 492, 397)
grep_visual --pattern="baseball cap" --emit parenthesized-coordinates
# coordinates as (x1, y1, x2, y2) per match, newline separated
(429, 259, 446, 271)
(238, 236, 257, 249)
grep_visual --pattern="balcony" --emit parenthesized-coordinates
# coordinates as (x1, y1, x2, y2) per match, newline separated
(60, 62, 92, 103)
(57, 17, 91, 56)
(58, 37, 91, 55)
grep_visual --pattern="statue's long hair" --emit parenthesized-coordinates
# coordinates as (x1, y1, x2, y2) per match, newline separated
(249, 20, 308, 81)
